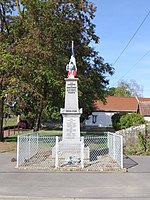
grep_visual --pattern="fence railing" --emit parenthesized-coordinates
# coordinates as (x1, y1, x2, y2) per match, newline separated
(17, 132, 39, 167)
(107, 132, 123, 168)
(16, 132, 123, 171)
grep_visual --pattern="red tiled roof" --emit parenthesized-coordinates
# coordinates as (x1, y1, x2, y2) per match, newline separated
(94, 96, 150, 112)
(139, 101, 150, 116)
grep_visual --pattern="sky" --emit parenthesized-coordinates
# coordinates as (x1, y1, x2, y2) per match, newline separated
(92, 0, 150, 97)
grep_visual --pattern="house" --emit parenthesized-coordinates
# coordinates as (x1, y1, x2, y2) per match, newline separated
(138, 101, 150, 122)
(85, 96, 150, 128)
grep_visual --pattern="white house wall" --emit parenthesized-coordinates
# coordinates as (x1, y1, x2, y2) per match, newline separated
(144, 116, 150, 122)
(85, 112, 115, 127)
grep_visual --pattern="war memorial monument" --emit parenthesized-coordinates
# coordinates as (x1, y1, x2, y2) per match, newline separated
(16, 42, 123, 171)
(52, 41, 89, 165)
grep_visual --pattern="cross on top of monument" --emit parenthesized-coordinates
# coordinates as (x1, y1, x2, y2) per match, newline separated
(66, 41, 77, 78)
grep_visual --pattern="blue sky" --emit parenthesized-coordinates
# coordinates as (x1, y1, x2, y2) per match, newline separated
(92, 0, 150, 97)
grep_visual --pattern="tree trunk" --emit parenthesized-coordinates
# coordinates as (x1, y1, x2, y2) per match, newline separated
(16, 0, 24, 19)
(33, 100, 43, 132)
(0, 81, 4, 141)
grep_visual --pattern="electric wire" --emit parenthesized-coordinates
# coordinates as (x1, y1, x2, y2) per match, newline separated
(112, 10, 150, 66)
(112, 49, 150, 86)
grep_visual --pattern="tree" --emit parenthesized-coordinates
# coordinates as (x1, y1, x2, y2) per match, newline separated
(128, 80, 143, 97)
(1, 0, 114, 135)
(0, 0, 17, 141)
(108, 80, 143, 97)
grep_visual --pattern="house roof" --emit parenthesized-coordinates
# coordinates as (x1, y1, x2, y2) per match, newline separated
(94, 96, 150, 112)
(139, 101, 150, 116)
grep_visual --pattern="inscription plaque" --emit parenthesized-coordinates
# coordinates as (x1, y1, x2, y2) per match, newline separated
(66, 119, 76, 137)
(67, 87, 76, 93)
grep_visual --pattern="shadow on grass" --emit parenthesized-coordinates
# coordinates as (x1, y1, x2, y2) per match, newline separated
(4, 136, 17, 143)
(90, 148, 109, 161)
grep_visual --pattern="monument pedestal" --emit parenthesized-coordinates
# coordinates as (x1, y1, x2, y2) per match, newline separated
(61, 78, 82, 141)
(52, 76, 89, 162)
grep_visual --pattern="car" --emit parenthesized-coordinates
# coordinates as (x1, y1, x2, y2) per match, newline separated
(18, 120, 31, 129)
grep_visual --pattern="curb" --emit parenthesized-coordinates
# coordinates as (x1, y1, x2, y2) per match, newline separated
(0, 197, 104, 200)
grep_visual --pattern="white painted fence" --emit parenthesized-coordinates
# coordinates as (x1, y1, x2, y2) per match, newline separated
(16, 132, 123, 171)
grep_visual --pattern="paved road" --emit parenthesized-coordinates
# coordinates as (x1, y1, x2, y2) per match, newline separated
(0, 153, 150, 200)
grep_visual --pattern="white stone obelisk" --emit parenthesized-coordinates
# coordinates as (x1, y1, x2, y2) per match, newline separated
(60, 77, 82, 142)
(53, 42, 89, 162)
(61, 41, 82, 143)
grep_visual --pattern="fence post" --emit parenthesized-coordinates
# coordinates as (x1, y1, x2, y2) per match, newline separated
(36, 132, 39, 152)
(120, 135, 123, 168)
(28, 135, 31, 159)
(55, 136, 58, 168)
(81, 136, 84, 169)
(113, 133, 116, 160)
(107, 132, 110, 154)
(16, 135, 20, 168)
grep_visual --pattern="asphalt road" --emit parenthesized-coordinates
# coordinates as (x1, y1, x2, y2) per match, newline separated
(0, 153, 150, 200)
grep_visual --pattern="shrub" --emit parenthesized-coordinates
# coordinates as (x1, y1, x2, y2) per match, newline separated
(138, 132, 147, 152)
(111, 112, 126, 131)
(112, 112, 145, 131)
(120, 113, 145, 129)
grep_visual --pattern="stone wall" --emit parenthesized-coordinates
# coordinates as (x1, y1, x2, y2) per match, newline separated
(116, 124, 146, 146)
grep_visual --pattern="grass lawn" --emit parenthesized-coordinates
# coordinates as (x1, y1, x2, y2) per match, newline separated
(0, 130, 62, 153)
(3, 117, 17, 128)
(38, 130, 62, 136)
(1, 129, 106, 153)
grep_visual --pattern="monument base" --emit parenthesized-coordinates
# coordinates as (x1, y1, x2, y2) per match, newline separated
(52, 139, 90, 161)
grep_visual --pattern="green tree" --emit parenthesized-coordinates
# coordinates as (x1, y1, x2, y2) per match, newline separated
(1, 0, 114, 135)
(0, 0, 17, 141)
(108, 80, 143, 97)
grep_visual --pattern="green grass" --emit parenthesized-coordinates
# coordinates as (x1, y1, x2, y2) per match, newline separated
(4, 136, 17, 143)
(4, 130, 108, 147)
(4, 130, 62, 143)
(4, 130, 33, 143)
(3, 117, 17, 128)
(81, 131, 107, 136)
(87, 143, 107, 150)
(38, 130, 62, 136)
(4, 130, 105, 139)
(38, 130, 107, 137)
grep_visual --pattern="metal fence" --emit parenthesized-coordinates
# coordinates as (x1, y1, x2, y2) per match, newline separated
(16, 132, 123, 171)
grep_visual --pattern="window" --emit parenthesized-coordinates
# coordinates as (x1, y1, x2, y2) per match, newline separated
(92, 115, 97, 124)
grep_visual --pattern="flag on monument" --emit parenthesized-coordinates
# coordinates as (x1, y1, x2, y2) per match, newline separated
(67, 41, 77, 77)
(71, 41, 77, 70)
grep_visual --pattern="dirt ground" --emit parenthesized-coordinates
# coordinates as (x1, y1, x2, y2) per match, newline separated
(0, 142, 16, 153)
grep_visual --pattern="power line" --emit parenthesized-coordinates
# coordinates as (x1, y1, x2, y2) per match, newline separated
(112, 49, 150, 86)
(112, 10, 150, 66)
